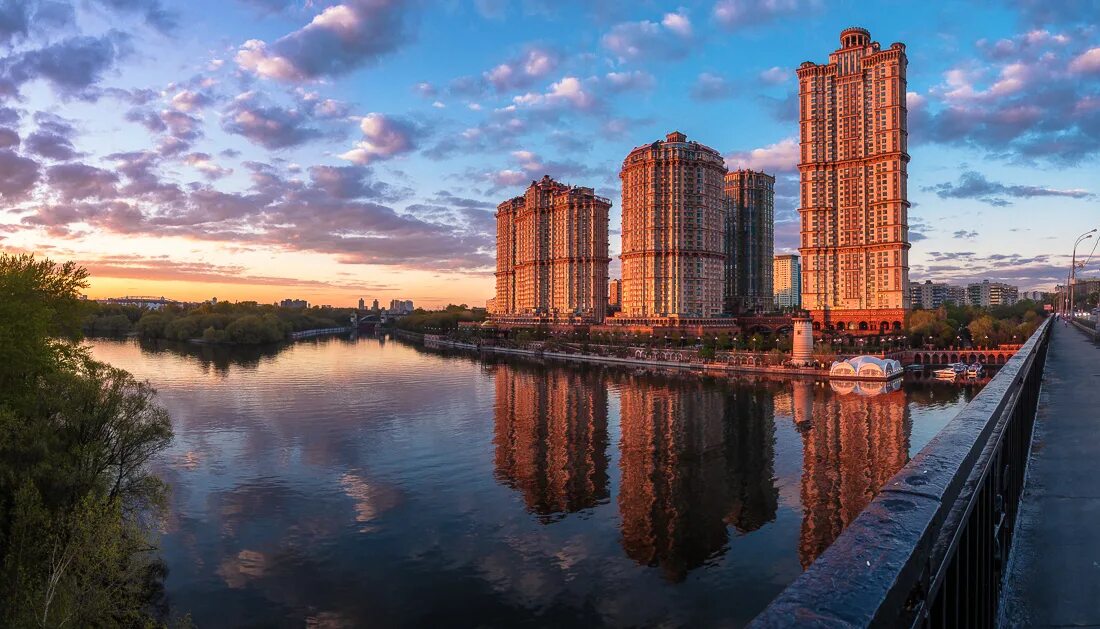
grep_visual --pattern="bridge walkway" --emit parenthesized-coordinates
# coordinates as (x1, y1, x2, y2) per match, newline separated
(1002, 322, 1100, 627)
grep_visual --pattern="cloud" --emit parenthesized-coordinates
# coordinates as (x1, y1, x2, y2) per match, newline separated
(236, 0, 297, 15)
(513, 76, 598, 112)
(690, 72, 734, 101)
(1068, 47, 1100, 74)
(0, 0, 74, 44)
(184, 153, 233, 180)
(759, 66, 788, 85)
(926, 170, 1094, 205)
(602, 13, 693, 62)
(661, 10, 692, 37)
(46, 163, 119, 201)
(235, 0, 413, 82)
(912, 33, 1100, 163)
(484, 47, 559, 91)
(338, 113, 420, 164)
(0, 149, 40, 200)
(724, 137, 799, 173)
(24, 113, 78, 160)
(604, 70, 656, 93)
(952, 230, 978, 239)
(0, 127, 18, 148)
(308, 164, 405, 200)
(93, 0, 176, 32)
(712, 0, 811, 30)
(484, 149, 600, 193)
(222, 91, 323, 149)
(79, 254, 380, 290)
(5, 31, 128, 99)
(170, 89, 212, 112)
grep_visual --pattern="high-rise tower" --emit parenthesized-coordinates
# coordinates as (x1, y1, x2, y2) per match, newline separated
(724, 169, 775, 313)
(616, 132, 728, 322)
(493, 176, 611, 324)
(797, 27, 910, 333)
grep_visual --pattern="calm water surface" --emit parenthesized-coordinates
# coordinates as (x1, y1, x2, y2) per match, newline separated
(88, 335, 986, 628)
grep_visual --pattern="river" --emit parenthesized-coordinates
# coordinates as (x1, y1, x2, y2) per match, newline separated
(88, 334, 985, 628)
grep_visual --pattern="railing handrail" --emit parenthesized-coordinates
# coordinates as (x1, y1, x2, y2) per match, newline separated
(750, 317, 1052, 627)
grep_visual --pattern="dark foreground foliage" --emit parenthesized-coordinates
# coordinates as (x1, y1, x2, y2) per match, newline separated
(0, 253, 185, 627)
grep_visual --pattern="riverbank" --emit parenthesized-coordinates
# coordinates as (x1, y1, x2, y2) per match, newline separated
(415, 333, 854, 380)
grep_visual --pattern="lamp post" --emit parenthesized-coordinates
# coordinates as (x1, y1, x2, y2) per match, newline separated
(1069, 229, 1097, 317)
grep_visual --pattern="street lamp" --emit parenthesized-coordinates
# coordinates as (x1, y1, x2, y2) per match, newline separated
(1069, 229, 1097, 316)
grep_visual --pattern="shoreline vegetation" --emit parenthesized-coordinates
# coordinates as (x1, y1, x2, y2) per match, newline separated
(422, 301, 1046, 356)
(84, 301, 357, 346)
(0, 254, 185, 627)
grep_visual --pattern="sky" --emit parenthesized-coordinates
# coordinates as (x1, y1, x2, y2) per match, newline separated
(0, 0, 1098, 308)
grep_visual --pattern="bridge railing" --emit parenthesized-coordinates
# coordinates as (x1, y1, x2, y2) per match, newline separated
(750, 317, 1052, 628)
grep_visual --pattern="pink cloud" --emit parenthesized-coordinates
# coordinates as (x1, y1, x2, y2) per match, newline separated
(724, 137, 799, 173)
(1069, 47, 1100, 74)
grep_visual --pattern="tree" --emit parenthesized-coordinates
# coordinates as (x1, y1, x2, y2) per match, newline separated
(0, 255, 176, 626)
(0, 254, 89, 406)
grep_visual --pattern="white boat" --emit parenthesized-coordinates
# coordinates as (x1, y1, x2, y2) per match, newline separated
(933, 368, 958, 381)
(950, 362, 968, 374)
(967, 363, 985, 378)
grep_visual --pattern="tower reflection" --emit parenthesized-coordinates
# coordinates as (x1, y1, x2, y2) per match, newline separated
(616, 374, 779, 581)
(492, 363, 610, 521)
(793, 379, 910, 568)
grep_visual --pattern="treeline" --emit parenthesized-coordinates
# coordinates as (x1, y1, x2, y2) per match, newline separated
(909, 300, 1046, 348)
(85, 301, 355, 345)
(0, 254, 182, 626)
(394, 304, 486, 332)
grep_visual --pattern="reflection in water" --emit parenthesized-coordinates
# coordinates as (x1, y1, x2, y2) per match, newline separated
(84, 337, 980, 626)
(616, 373, 778, 581)
(492, 363, 609, 521)
(793, 380, 910, 568)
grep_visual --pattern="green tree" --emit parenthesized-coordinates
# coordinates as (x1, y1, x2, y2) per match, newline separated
(0, 254, 176, 626)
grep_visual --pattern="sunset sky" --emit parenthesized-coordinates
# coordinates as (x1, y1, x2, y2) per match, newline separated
(1, 0, 1098, 307)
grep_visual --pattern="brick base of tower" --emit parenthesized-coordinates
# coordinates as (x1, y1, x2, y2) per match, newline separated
(809, 308, 908, 335)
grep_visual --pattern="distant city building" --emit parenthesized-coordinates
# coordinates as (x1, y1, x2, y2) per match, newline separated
(372, 299, 379, 311)
(966, 280, 1018, 308)
(281, 298, 308, 308)
(388, 299, 414, 314)
(102, 296, 176, 310)
(1020, 290, 1047, 302)
(486, 297, 497, 313)
(493, 175, 611, 324)
(608, 279, 622, 308)
(798, 27, 910, 333)
(615, 131, 727, 323)
(774, 254, 801, 308)
(358, 298, 365, 310)
(909, 280, 966, 309)
(725, 169, 775, 313)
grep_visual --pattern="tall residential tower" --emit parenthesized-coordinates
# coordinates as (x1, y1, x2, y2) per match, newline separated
(774, 254, 801, 308)
(725, 169, 775, 313)
(797, 27, 910, 333)
(615, 132, 728, 323)
(494, 176, 611, 324)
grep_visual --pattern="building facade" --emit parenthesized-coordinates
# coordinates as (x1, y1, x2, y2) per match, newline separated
(608, 279, 622, 309)
(909, 280, 966, 309)
(725, 169, 776, 313)
(797, 27, 910, 334)
(966, 280, 1018, 308)
(494, 175, 611, 324)
(774, 254, 802, 308)
(615, 132, 728, 323)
